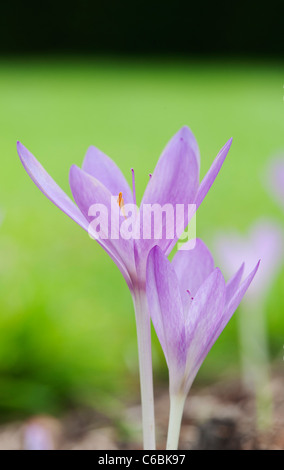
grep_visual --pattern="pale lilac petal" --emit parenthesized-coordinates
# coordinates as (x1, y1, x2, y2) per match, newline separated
(69, 165, 135, 287)
(142, 126, 200, 208)
(164, 136, 233, 258)
(82, 146, 133, 204)
(172, 238, 215, 307)
(184, 268, 226, 392)
(195, 138, 232, 210)
(186, 262, 259, 390)
(17, 142, 133, 289)
(225, 263, 245, 304)
(215, 220, 283, 300)
(146, 246, 186, 376)
(138, 127, 200, 258)
(17, 142, 89, 231)
(210, 261, 260, 348)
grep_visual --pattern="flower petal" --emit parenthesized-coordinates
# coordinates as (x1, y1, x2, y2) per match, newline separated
(184, 268, 226, 392)
(189, 261, 260, 391)
(69, 165, 135, 281)
(172, 238, 215, 307)
(194, 138, 232, 210)
(17, 142, 89, 231)
(225, 263, 245, 304)
(17, 142, 133, 290)
(137, 127, 200, 265)
(146, 246, 186, 376)
(82, 146, 133, 204)
(165, 136, 232, 257)
(142, 126, 199, 208)
(217, 260, 260, 337)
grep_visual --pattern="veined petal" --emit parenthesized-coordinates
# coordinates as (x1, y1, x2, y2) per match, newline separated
(69, 165, 135, 278)
(172, 238, 215, 308)
(165, 136, 232, 258)
(216, 260, 260, 340)
(190, 261, 260, 391)
(17, 142, 133, 290)
(142, 126, 199, 208)
(225, 263, 245, 304)
(17, 142, 89, 231)
(82, 146, 133, 204)
(183, 268, 226, 393)
(138, 127, 200, 257)
(195, 138, 232, 210)
(146, 246, 186, 375)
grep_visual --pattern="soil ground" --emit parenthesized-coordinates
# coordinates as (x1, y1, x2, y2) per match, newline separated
(0, 372, 283, 450)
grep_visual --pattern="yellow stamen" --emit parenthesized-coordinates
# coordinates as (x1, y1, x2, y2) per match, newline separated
(117, 192, 127, 218)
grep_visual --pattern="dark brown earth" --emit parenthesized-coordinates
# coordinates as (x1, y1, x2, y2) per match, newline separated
(0, 372, 283, 450)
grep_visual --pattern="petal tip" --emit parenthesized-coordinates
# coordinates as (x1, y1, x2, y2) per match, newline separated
(215, 266, 224, 279)
(17, 142, 31, 167)
(147, 244, 163, 266)
(69, 164, 82, 184)
(238, 261, 245, 274)
(17, 140, 24, 155)
(150, 244, 162, 257)
(223, 137, 233, 153)
(228, 137, 233, 148)
(253, 259, 261, 274)
(178, 125, 194, 141)
(69, 163, 81, 175)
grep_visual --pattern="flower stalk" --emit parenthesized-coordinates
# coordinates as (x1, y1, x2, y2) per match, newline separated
(166, 394, 186, 450)
(133, 290, 156, 449)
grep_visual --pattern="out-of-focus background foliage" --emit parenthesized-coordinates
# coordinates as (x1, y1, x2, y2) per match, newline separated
(0, 0, 283, 425)
(0, 58, 283, 420)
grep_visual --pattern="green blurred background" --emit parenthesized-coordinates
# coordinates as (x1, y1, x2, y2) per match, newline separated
(0, 58, 283, 420)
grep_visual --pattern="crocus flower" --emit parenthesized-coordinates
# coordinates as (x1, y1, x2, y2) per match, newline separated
(214, 219, 283, 302)
(146, 240, 259, 449)
(17, 127, 232, 449)
(265, 156, 284, 210)
(17, 127, 232, 291)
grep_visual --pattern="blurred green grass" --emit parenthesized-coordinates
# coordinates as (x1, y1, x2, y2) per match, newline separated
(0, 58, 283, 419)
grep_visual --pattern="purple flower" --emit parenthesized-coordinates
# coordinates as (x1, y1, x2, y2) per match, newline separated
(214, 219, 283, 302)
(146, 239, 259, 397)
(17, 127, 232, 292)
(17, 126, 232, 449)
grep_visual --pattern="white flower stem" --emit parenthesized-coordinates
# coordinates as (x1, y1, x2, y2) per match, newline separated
(166, 393, 186, 450)
(238, 301, 272, 430)
(133, 290, 156, 450)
